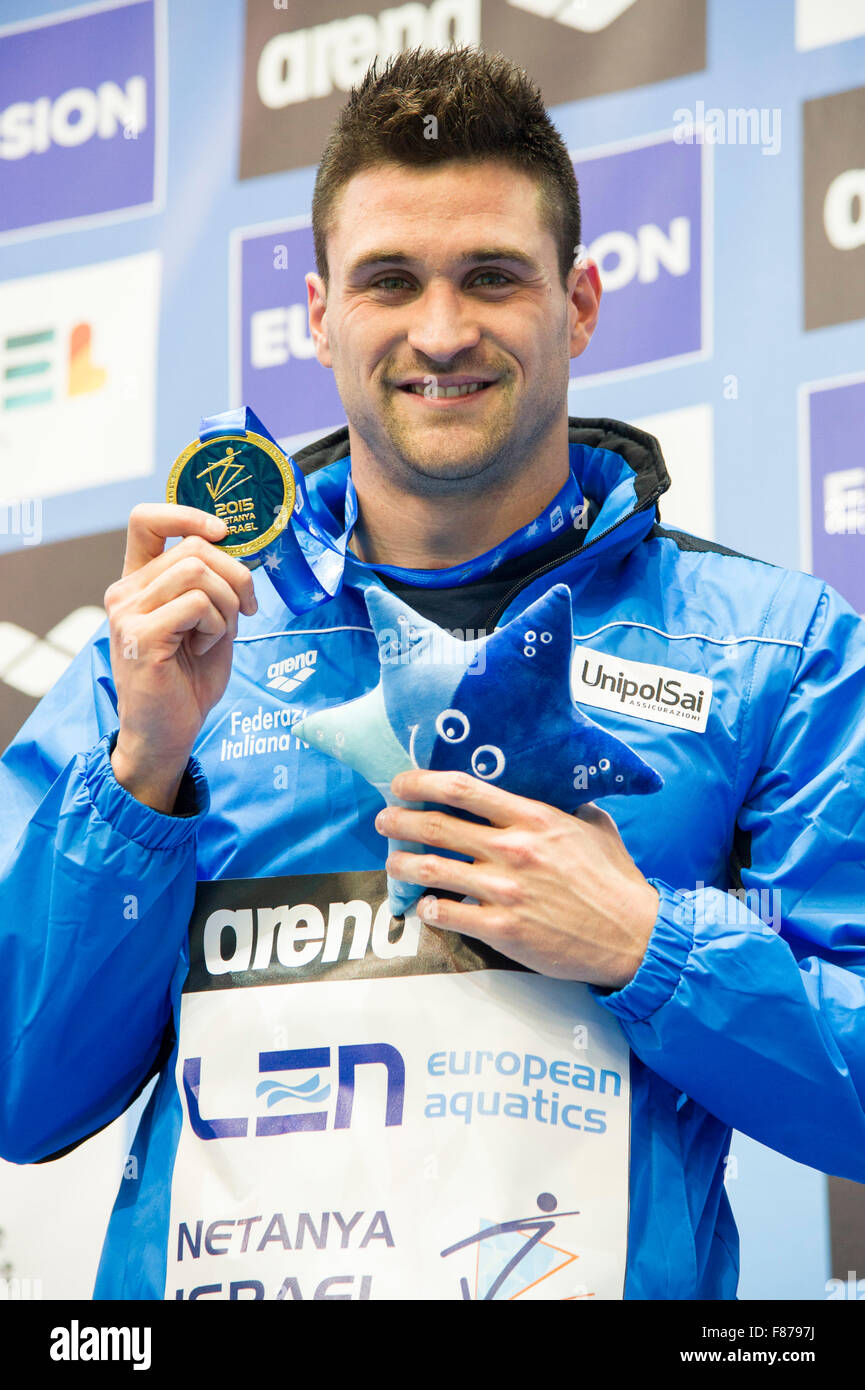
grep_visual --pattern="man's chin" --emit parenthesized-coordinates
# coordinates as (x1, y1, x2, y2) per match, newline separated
(386, 435, 508, 484)
(381, 405, 516, 482)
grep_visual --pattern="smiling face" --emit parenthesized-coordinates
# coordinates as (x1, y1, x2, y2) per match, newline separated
(306, 159, 600, 497)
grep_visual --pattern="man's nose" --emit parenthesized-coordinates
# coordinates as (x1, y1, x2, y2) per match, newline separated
(405, 280, 482, 361)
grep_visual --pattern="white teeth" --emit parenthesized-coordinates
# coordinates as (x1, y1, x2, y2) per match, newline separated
(404, 381, 491, 397)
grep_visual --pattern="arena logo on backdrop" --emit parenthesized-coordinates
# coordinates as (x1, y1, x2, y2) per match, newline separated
(231, 217, 346, 447)
(803, 85, 865, 331)
(0, 528, 125, 749)
(504, 0, 637, 31)
(799, 371, 865, 616)
(238, 0, 704, 180)
(0, 0, 165, 241)
(569, 131, 710, 385)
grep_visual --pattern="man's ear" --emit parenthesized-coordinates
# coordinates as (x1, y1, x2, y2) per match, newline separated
(306, 271, 332, 369)
(567, 258, 602, 363)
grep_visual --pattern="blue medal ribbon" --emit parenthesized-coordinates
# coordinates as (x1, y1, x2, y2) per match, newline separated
(345, 467, 585, 588)
(198, 407, 352, 619)
(198, 408, 585, 614)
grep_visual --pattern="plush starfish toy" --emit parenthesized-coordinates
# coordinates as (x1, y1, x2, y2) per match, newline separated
(294, 583, 663, 917)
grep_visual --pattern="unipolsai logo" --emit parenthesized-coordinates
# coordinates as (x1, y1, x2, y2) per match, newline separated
(0, 0, 163, 240)
(570, 133, 707, 384)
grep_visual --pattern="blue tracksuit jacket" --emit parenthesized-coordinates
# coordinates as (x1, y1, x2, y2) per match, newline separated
(1, 416, 864, 1299)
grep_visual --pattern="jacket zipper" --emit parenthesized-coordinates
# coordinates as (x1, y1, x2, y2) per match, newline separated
(482, 492, 663, 632)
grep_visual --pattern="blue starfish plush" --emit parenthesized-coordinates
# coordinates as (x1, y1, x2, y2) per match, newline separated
(293, 583, 662, 916)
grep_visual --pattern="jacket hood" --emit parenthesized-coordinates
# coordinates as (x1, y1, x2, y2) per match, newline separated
(286, 415, 672, 600)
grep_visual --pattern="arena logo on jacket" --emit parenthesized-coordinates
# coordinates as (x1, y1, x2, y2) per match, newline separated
(803, 84, 865, 330)
(166, 868, 631, 1299)
(238, 0, 705, 180)
(0, 0, 166, 242)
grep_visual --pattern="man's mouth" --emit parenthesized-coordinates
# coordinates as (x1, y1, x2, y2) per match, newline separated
(396, 380, 497, 399)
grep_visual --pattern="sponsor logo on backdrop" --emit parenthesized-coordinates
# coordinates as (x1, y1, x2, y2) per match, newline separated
(795, 0, 865, 51)
(239, 0, 705, 180)
(505, 0, 637, 30)
(803, 85, 865, 331)
(0, 0, 165, 241)
(0, 529, 123, 750)
(0, 253, 160, 503)
(231, 219, 344, 444)
(0, 609, 105, 700)
(800, 373, 865, 615)
(570, 133, 709, 384)
(239, 0, 479, 179)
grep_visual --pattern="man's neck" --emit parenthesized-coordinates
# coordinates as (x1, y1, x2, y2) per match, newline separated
(346, 431, 571, 571)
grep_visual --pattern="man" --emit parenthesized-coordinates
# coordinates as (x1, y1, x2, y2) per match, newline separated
(1, 47, 864, 1301)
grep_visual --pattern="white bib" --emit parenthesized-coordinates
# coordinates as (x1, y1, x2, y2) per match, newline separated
(166, 871, 631, 1301)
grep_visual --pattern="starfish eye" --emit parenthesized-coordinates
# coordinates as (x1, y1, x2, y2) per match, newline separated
(471, 745, 506, 780)
(435, 709, 470, 743)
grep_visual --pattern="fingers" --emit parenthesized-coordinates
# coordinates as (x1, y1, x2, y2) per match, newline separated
(413, 893, 499, 940)
(375, 803, 494, 859)
(106, 533, 257, 626)
(135, 554, 244, 637)
(150, 590, 233, 657)
(122, 503, 228, 575)
(105, 514, 260, 660)
(390, 769, 554, 831)
(386, 847, 515, 909)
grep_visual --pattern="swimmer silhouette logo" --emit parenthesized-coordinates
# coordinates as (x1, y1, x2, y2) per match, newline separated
(441, 1193, 592, 1301)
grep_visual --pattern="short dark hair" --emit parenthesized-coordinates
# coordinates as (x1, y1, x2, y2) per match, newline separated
(311, 46, 581, 291)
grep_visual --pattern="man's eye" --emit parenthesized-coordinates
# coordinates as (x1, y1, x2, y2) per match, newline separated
(371, 276, 413, 292)
(470, 270, 512, 287)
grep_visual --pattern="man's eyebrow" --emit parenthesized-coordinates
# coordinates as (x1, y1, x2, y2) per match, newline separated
(345, 248, 543, 277)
